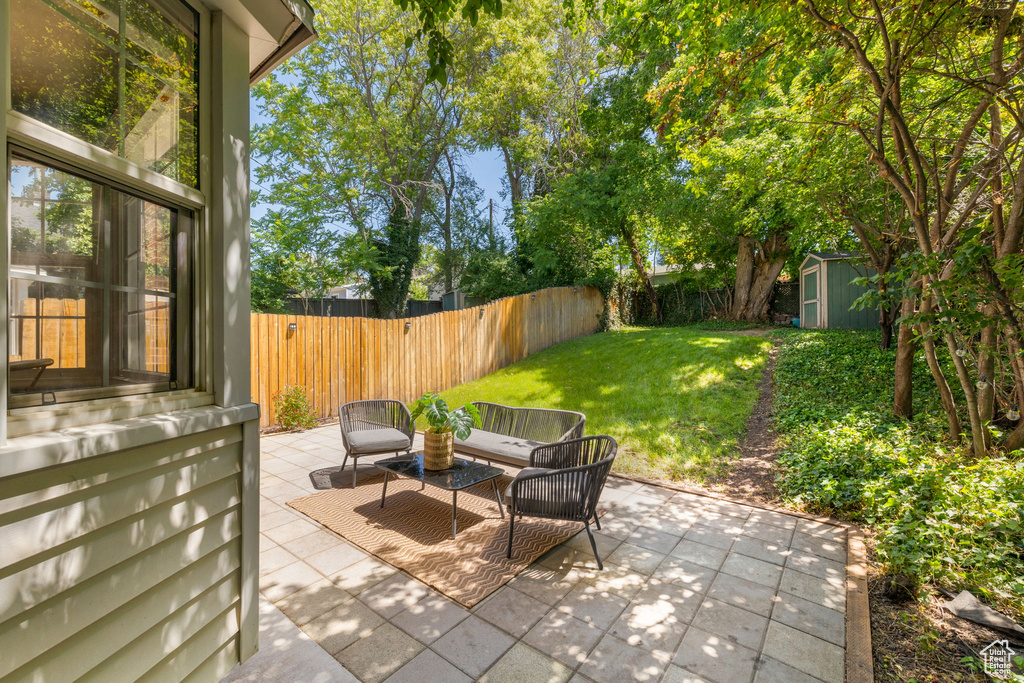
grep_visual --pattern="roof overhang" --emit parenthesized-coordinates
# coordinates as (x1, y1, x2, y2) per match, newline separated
(199, 0, 317, 84)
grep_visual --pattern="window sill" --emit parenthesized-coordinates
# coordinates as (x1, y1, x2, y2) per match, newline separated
(6, 389, 217, 439)
(0, 401, 260, 478)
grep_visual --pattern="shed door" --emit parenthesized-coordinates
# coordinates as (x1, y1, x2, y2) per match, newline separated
(802, 267, 820, 328)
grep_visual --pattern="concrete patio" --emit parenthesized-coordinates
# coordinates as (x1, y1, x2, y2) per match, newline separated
(223, 425, 852, 683)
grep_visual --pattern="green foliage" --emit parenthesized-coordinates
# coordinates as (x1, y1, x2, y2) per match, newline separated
(460, 249, 528, 300)
(437, 327, 771, 481)
(250, 207, 351, 312)
(775, 331, 1024, 615)
(366, 214, 422, 318)
(409, 393, 480, 439)
(273, 386, 319, 430)
(250, 256, 291, 313)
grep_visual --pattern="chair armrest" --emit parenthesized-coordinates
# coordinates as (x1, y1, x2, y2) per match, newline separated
(395, 403, 415, 440)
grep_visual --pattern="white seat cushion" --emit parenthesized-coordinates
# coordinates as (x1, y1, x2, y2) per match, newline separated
(454, 429, 545, 466)
(345, 428, 411, 454)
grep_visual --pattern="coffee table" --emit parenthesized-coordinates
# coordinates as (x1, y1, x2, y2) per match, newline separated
(374, 453, 505, 539)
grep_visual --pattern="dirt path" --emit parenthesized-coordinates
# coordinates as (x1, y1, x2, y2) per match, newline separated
(707, 341, 782, 506)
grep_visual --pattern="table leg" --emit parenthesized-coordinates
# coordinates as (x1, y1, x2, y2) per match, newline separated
(380, 472, 389, 509)
(451, 490, 458, 539)
(491, 479, 505, 519)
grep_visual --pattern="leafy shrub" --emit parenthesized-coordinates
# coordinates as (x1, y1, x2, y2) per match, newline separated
(774, 331, 1024, 615)
(273, 386, 318, 430)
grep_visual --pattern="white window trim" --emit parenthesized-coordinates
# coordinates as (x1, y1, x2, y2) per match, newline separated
(2, 0, 216, 441)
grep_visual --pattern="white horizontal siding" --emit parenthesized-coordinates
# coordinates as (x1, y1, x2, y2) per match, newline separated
(0, 424, 248, 682)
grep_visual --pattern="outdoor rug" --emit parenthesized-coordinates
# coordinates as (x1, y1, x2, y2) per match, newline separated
(287, 469, 585, 607)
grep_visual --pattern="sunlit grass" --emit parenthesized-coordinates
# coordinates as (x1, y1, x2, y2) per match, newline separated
(430, 326, 772, 483)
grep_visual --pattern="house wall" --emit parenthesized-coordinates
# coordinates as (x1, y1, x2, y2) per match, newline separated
(825, 260, 878, 329)
(0, 4, 260, 681)
(0, 407, 258, 681)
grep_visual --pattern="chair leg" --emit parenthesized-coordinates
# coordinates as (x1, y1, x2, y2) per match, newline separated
(594, 513, 602, 531)
(352, 457, 358, 488)
(506, 515, 515, 559)
(584, 519, 603, 571)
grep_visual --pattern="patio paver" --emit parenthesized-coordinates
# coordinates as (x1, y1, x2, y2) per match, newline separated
(226, 424, 854, 683)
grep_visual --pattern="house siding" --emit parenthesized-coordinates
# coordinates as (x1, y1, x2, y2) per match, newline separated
(0, 418, 254, 681)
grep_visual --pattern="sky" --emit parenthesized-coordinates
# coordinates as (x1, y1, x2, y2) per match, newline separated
(249, 93, 509, 232)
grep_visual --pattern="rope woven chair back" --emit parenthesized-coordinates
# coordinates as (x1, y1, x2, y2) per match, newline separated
(530, 435, 616, 470)
(473, 402, 585, 442)
(530, 436, 616, 520)
(341, 400, 409, 432)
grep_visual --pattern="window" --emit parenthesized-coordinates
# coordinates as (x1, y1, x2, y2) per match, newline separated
(10, 0, 199, 187)
(8, 154, 192, 407)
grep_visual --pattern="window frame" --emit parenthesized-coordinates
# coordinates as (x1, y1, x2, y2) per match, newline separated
(2, 0, 213, 431)
(7, 145, 194, 408)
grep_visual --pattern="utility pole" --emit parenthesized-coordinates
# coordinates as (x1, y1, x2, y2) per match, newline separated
(489, 198, 495, 246)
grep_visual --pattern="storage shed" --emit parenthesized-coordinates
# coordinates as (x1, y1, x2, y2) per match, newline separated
(799, 252, 878, 329)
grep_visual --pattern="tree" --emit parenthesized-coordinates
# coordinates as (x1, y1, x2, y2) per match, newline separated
(461, 0, 598, 220)
(420, 154, 496, 293)
(668, 124, 825, 322)
(250, 208, 349, 313)
(641, 0, 1024, 455)
(252, 0, 469, 318)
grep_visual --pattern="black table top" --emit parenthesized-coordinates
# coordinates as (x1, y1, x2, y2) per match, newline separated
(373, 453, 504, 491)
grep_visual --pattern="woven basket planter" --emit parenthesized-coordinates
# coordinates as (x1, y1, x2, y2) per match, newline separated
(423, 431, 455, 470)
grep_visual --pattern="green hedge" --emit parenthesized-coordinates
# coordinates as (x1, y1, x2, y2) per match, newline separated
(774, 331, 1024, 615)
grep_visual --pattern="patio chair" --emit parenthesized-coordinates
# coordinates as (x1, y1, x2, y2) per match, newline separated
(505, 435, 617, 570)
(339, 400, 415, 487)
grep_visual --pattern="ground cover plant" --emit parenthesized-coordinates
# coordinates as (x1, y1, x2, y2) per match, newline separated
(774, 330, 1024, 619)
(430, 326, 771, 481)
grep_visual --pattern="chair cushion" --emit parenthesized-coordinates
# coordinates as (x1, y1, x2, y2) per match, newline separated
(454, 429, 546, 467)
(345, 427, 411, 454)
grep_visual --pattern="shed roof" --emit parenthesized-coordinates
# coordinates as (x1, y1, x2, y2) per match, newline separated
(807, 250, 860, 261)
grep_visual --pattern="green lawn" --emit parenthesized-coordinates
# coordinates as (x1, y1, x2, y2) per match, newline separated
(432, 327, 772, 483)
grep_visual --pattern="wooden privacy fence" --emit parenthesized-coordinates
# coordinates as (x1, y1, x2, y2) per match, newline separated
(250, 286, 605, 428)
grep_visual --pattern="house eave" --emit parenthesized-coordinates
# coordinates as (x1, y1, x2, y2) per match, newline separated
(198, 0, 317, 83)
(249, 20, 317, 84)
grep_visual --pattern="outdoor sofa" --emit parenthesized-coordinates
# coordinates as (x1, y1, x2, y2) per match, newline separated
(454, 402, 586, 468)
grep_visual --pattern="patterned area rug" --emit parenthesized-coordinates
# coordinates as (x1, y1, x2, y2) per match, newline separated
(287, 469, 585, 607)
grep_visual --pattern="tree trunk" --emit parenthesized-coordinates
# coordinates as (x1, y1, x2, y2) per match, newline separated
(893, 297, 916, 418)
(1005, 419, 1024, 453)
(920, 333, 962, 441)
(977, 317, 997, 427)
(944, 330, 988, 457)
(621, 223, 660, 322)
(741, 257, 787, 320)
(732, 234, 789, 321)
(367, 210, 421, 319)
(731, 236, 754, 320)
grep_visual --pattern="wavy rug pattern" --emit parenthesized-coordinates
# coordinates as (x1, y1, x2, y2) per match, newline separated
(287, 470, 584, 607)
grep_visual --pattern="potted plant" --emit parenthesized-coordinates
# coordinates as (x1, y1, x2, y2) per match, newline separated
(410, 393, 480, 470)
